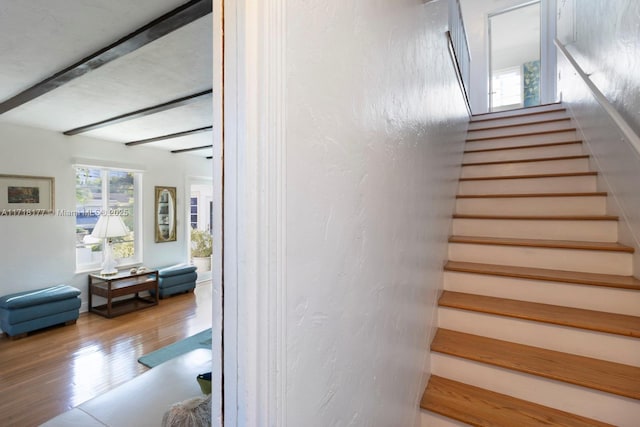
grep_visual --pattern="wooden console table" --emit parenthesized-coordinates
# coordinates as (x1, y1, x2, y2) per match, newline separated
(88, 269, 159, 318)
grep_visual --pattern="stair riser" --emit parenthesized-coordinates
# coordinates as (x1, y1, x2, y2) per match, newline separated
(466, 130, 578, 150)
(458, 175, 597, 195)
(455, 196, 607, 216)
(431, 353, 640, 427)
(420, 412, 469, 427)
(438, 308, 640, 367)
(452, 218, 618, 242)
(444, 271, 640, 316)
(468, 110, 569, 130)
(471, 104, 566, 122)
(467, 122, 575, 141)
(448, 243, 633, 275)
(460, 158, 590, 178)
(463, 144, 583, 163)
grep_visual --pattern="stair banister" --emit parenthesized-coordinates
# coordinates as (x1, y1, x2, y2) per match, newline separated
(555, 38, 640, 156)
(446, 0, 472, 115)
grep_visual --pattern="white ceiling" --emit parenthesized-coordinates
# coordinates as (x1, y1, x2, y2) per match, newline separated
(0, 0, 212, 157)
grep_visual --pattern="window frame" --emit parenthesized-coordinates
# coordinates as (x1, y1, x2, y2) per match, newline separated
(190, 196, 199, 229)
(74, 166, 143, 273)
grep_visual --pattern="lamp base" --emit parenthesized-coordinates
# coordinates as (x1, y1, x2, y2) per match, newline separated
(100, 241, 118, 275)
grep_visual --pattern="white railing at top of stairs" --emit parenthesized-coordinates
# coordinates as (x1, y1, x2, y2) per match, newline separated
(555, 38, 640, 155)
(447, 0, 472, 115)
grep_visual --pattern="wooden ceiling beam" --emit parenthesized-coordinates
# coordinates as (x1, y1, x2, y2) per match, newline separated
(171, 145, 213, 154)
(63, 89, 212, 135)
(0, 0, 212, 115)
(125, 126, 212, 146)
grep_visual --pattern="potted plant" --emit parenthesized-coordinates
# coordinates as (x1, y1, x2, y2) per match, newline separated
(191, 228, 212, 272)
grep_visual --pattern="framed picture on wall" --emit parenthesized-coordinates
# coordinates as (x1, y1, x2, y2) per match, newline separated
(0, 174, 55, 215)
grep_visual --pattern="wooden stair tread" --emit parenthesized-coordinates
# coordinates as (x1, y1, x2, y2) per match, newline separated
(467, 117, 572, 133)
(471, 105, 566, 122)
(467, 128, 577, 142)
(421, 375, 614, 427)
(459, 172, 597, 181)
(448, 235, 633, 253)
(462, 155, 589, 167)
(431, 329, 640, 399)
(453, 214, 618, 221)
(444, 260, 640, 290)
(439, 291, 640, 337)
(465, 140, 581, 153)
(457, 192, 606, 199)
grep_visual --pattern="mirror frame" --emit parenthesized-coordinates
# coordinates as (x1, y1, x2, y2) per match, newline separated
(154, 186, 177, 243)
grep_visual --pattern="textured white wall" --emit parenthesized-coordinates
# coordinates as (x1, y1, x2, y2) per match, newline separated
(557, 0, 640, 274)
(0, 123, 211, 311)
(560, 0, 640, 136)
(284, 0, 468, 425)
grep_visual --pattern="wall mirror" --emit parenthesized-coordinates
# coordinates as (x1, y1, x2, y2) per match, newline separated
(155, 186, 176, 242)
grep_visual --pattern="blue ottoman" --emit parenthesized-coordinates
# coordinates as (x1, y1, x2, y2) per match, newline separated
(154, 264, 198, 299)
(0, 285, 81, 339)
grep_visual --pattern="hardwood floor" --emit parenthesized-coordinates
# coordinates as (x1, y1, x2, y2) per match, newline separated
(0, 281, 212, 426)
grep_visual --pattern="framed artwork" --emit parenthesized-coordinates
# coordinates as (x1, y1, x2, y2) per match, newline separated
(155, 186, 177, 242)
(0, 174, 55, 215)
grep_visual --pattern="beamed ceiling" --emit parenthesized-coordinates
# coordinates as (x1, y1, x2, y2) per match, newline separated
(0, 0, 213, 157)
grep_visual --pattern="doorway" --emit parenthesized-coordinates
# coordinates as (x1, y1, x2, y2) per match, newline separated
(489, 1, 542, 112)
(189, 179, 213, 281)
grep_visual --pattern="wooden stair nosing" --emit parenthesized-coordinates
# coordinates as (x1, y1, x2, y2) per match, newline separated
(467, 117, 572, 133)
(439, 290, 640, 337)
(452, 214, 618, 221)
(431, 328, 640, 399)
(462, 154, 589, 167)
(466, 128, 577, 142)
(471, 105, 565, 122)
(448, 235, 633, 253)
(459, 172, 597, 182)
(444, 260, 640, 290)
(421, 375, 614, 427)
(456, 192, 607, 199)
(464, 140, 582, 154)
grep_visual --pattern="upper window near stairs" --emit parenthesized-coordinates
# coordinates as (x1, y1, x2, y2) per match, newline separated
(491, 66, 523, 111)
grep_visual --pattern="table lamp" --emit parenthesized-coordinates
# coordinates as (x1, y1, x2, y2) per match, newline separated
(91, 214, 129, 275)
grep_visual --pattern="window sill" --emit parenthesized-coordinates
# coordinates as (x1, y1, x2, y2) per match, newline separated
(75, 261, 142, 275)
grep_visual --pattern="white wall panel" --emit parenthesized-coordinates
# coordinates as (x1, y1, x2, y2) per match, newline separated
(561, 0, 640, 137)
(283, 1, 468, 425)
(557, 0, 640, 274)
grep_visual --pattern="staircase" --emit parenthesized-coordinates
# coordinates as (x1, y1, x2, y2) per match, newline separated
(420, 104, 640, 426)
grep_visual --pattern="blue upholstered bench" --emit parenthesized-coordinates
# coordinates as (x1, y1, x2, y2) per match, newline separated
(0, 285, 81, 339)
(154, 264, 198, 299)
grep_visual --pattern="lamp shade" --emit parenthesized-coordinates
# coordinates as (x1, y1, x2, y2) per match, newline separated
(91, 215, 129, 239)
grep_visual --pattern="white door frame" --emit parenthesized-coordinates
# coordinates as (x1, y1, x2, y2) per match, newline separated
(217, 0, 287, 425)
(540, 0, 557, 104)
(211, 1, 224, 425)
(486, 0, 556, 110)
(488, 0, 540, 111)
